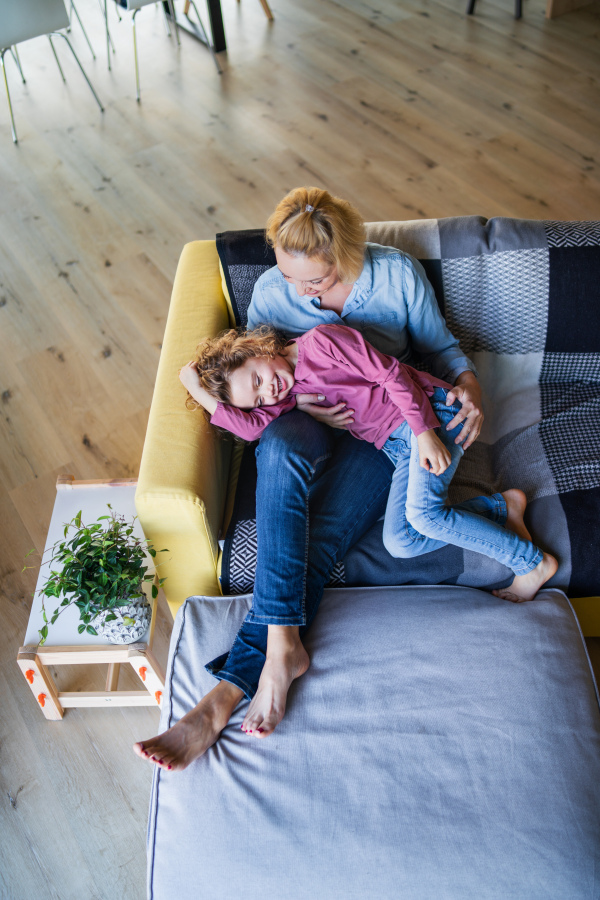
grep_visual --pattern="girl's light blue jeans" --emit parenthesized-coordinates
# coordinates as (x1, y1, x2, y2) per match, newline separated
(382, 387, 542, 575)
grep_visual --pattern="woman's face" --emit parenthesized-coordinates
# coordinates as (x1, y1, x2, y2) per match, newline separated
(228, 354, 294, 409)
(275, 247, 338, 297)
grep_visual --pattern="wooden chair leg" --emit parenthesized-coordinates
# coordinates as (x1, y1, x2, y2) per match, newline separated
(258, 0, 274, 20)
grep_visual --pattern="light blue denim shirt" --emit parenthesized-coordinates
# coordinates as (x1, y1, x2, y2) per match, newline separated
(247, 243, 476, 384)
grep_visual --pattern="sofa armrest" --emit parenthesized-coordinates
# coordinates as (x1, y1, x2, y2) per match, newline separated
(136, 241, 232, 617)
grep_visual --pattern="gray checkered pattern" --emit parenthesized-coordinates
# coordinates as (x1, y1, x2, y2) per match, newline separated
(541, 352, 600, 384)
(223, 218, 600, 598)
(229, 265, 272, 326)
(441, 249, 549, 353)
(544, 221, 600, 248)
(228, 519, 257, 594)
(540, 400, 600, 494)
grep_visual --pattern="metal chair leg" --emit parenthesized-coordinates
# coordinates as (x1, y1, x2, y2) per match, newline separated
(10, 47, 26, 83)
(100, 0, 114, 71)
(466, 0, 476, 13)
(515, 0, 522, 17)
(132, 8, 141, 102)
(51, 32, 105, 112)
(187, 0, 222, 73)
(161, 1, 173, 37)
(1, 49, 18, 143)
(48, 35, 67, 81)
(70, 0, 96, 59)
(167, 0, 181, 47)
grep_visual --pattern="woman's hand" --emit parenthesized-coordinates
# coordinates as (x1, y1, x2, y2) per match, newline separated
(295, 393, 355, 429)
(445, 372, 484, 449)
(179, 362, 218, 415)
(417, 429, 452, 475)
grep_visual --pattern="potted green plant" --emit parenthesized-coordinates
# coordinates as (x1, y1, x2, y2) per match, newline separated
(29, 506, 166, 646)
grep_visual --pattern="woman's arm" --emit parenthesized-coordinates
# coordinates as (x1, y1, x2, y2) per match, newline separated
(402, 261, 483, 447)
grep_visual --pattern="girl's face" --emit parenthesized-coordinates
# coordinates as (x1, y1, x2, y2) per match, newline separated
(228, 353, 295, 409)
(275, 247, 338, 297)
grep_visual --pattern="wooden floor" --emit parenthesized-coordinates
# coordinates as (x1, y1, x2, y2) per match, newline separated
(1, 0, 599, 896)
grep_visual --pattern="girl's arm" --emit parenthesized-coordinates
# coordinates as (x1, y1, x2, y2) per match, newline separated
(179, 362, 218, 415)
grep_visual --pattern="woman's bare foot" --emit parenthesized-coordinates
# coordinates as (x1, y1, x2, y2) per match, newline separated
(242, 625, 310, 738)
(493, 552, 559, 603)
(133, 680, 244, 772)
(501, 489, 532, 543)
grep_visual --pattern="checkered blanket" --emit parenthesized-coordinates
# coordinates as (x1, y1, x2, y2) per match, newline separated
(216, 218, 600, 598)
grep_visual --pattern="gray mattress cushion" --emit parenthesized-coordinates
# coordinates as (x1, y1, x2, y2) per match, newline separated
(147, 587, 600, 900)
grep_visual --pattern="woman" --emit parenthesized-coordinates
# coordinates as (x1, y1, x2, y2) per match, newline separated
(134, 188, 526, 772)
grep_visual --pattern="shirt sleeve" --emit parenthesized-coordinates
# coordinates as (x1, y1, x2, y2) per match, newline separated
(403, 257, 477, 384)
(210, 396, 297, 441)
(315, 327, 440, 437)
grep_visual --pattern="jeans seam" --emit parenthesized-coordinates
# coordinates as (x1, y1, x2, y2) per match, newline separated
(247, 612, 305, 625)
(298, 450, 330, 625)
(254, 450, 331, 627)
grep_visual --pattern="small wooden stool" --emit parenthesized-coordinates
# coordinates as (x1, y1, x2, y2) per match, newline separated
(17, 476, 166, 721)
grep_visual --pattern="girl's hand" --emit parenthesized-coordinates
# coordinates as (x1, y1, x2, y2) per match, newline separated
(179, 362, 218, 415)
(295, 394, 355, 429)
(417, 429, 452, 475)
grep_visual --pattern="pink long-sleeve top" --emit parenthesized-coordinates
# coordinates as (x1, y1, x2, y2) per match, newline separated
(210, 324, 452, 449)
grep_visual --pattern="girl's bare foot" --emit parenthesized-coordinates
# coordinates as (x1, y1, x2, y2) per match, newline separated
(493, 552, 559, 603)
(133, 680, 243, 772)
(501, 489, 532, 543)
(242, 626, 310, 738)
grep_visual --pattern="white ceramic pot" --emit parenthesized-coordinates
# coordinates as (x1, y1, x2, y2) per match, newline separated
(94, 593, 152, 644)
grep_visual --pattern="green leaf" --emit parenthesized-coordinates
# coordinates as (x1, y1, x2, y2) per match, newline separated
(148, 548, 156, 557)
(86, 625, 98, 636)
(40, 624, 48, 640)
(152, 584, 158, 599)
(122, 617, 135, 626)
(78, 623, 86, 634)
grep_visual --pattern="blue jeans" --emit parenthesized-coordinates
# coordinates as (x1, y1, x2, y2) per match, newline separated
(206, 402, 509, 699)
(382, 388, 542, 574)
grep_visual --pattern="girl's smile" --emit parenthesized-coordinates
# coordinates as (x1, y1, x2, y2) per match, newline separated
(228, 349, 297, 409)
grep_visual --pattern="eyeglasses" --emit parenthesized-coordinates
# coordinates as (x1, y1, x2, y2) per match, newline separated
(280, 268, 335, 287)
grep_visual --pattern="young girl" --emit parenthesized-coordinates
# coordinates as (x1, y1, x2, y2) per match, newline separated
(182, 322, 558, 601)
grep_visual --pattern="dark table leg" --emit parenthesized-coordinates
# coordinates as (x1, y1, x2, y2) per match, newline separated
(163, 1, 226, 52)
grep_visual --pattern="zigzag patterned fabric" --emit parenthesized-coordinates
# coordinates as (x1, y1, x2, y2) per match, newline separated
(218, 218, 600, 599)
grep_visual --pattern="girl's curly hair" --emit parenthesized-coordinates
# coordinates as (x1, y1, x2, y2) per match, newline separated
(185, 325, 289, 436)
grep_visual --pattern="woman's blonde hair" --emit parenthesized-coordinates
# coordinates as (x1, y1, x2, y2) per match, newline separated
(266, 187, 365, 283)
(185, 326, 288, 432)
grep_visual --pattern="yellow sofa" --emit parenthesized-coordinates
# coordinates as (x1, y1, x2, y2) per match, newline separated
(135, 241, 234, 617)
